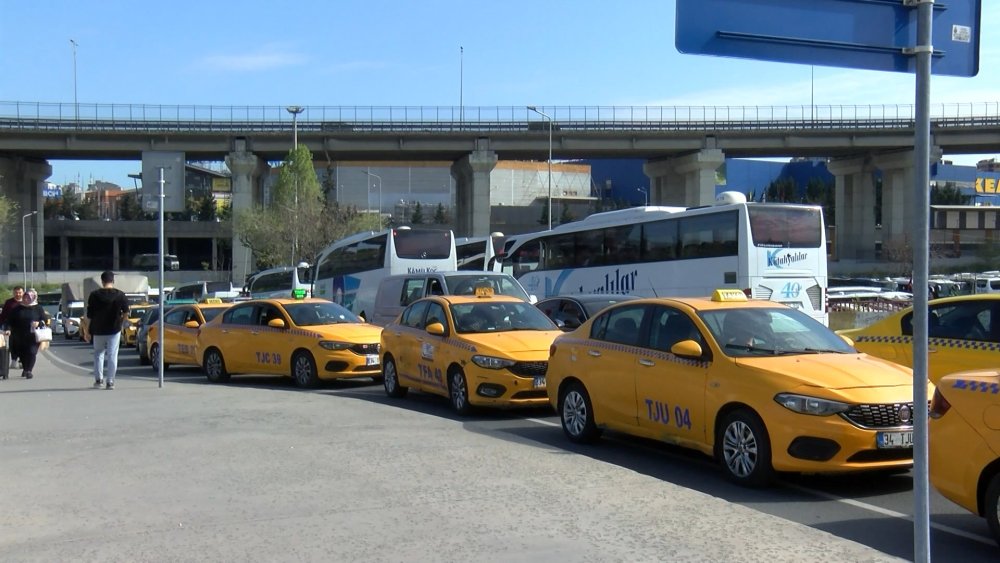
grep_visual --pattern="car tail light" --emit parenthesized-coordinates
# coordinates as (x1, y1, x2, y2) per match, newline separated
(929, 388, 951, 419)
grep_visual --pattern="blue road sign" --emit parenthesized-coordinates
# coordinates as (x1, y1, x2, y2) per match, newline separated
(676, 0, 980, 77)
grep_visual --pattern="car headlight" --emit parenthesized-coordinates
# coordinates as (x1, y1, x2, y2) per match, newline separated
(318, 340, 351, 351)
(471, 355, 516, 369)
(774, 393, 850, 416)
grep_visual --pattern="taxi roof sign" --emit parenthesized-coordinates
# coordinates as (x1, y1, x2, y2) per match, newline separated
(712, 289, 748, 302)
(291, 288, 308, 300)
(474, 286, 495, 298)
(200, 297, 224, 304)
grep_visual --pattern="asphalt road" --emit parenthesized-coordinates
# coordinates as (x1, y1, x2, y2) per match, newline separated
(1, 337, 996, 561)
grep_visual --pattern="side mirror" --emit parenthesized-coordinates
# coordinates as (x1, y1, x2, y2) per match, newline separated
(267, 318, 287, 329)
(426, 322, 446, 336)
(528, 294, 538, 304)
(670, 339, 704, 359)
(183, 320, 200, 329)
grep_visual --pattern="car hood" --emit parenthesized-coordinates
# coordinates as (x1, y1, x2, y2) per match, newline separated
(310, 323, 384, 341)
(735, 353, 914, 390)
(460, 330, 562, 354)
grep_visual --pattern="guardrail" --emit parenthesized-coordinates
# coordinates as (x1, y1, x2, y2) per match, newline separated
(1, 101, 999, 133)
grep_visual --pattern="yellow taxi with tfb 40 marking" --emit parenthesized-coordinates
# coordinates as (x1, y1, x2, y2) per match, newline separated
(145, 300, 231, 370)
(380, 286, 562, 414)
(547, 289, 930, 487)
(196, 295, 383, 387)
(929, 368, 1000, 546)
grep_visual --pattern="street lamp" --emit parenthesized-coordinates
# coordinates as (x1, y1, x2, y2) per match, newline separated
(70, 39, 78, 121)
(638, 187, 648, 206)
(286, 106, 304, 265)
(527, 106, 553, 230)
(362, 170, 382, 219)
(21, 211, 37, 288)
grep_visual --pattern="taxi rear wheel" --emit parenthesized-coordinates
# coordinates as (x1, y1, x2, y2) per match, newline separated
(559, 382, 600, 444)
(204, 348, 230, 383)
(149, 343, 169, 371)
(718, 410, 773, 487)
(985, 473, 1000, 546)
(292, 351, 320, 388)
(448, 368, 472, 416)
(382, 356, 408, 398)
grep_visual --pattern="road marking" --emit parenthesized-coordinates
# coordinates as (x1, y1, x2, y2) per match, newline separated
(42, 348, 91, 374)
(526, 417, 559, 427)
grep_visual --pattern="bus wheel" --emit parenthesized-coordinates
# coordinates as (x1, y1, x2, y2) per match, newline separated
(448, 368, 472, 416)
(292, 351, 320, 388)
(204, 348, 230, 383)
(382, 356, 408, 398)
(559, 381, 601, 444)
(717, 409, 773, 487)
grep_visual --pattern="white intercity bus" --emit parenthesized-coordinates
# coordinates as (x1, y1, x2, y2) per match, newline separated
(312, 227, 457, 320)
(500, 191, 829, 325)
(455, 232, 505, 271)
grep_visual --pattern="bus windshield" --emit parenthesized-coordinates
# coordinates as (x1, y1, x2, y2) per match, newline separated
(748, 206, 823, 248)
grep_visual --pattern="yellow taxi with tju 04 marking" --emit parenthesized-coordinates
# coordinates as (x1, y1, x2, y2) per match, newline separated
(145, 300, 231, 370)
(196, 296, 383, 387)
(547, 289, 929, 487)
(929, 368, 1000, 546)
(380, 287, 562, 414)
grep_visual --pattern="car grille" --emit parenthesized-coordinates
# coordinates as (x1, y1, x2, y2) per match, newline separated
(509, 361, 547, 377)
(841, 403, 915, 429)
(350, 343, 379, 355)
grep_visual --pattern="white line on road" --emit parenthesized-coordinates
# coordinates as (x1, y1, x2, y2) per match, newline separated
(526, 417, 559, 427)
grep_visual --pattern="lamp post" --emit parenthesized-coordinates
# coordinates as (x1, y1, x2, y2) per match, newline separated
(70, 39, 78, 121)
(286, 106, 304, 265)
(363, 170, 382, 219)
(638, 187, 648, 206)
(21, 211, 37, 288)
(527, 106, 553, 230)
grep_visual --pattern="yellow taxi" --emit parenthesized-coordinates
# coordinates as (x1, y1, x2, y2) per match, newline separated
(547, 289, 928, 487)
(380, 287, 561, 414)
(196, 297, 383, 387)
(838, 294, 1000, 384)
(145, 300, 232, 370)
(121, 304, 155, 347)
(929, 368, 1000, 546)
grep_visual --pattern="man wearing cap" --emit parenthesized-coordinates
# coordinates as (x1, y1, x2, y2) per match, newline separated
(87, 270, 129, 390)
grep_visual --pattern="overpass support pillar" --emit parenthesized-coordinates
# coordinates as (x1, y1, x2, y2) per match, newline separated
(226, 150, 267, 286)
(643, 149, 725, 207)
(450, 145, 497, 237)
(0, 156, 51, 277)
(828, 156, 878, 261)
(872, 148, 941, 261)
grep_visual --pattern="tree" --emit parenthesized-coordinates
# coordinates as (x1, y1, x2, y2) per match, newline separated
(433, 203, 449, 225)
(119, 192, 145, 220)
(765, 177, 798, 203)
(559, 204, 575, 225)
(931, 183, 971, 205)
(537, 201, 549, 225)
(59, 185, 82, 219)
(410, 202, 424, 225)
(76, 194, 98, 220)
(196, 193, 218, 221)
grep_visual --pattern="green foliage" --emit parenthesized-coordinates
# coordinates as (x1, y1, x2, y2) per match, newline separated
(0, 192, 17, 233)
(119, 192, 146, 220)
(765, 177, 797, 202)
(410, 202, 424, 225)
(433, 203, 449, 225)
(271, 145, 323, 210)
(931, 183, 971, 205)
(196, 193, 218, 221)
(59, 185, 81, 219)
(559, 204, 575, 225)
(76, 194, 98, 220)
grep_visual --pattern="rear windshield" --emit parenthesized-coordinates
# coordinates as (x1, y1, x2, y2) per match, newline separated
(748, 206, 822, 248)
(393, 229, 453, 260)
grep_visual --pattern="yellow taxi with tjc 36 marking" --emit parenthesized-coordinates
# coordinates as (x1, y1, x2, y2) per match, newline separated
(380, 286, 562, 414)
(196, 295, 383, 387)
(547, 289, 929, 487)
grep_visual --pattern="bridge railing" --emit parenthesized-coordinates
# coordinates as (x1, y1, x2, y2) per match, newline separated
(1, 101, 999, 132)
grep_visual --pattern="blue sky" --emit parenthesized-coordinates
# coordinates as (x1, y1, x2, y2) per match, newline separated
(1, 0, 997, 188)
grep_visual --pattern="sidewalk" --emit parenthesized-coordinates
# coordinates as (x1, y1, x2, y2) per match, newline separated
(0, 351, 903, 562)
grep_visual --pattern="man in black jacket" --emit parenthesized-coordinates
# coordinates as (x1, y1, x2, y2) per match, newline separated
(0, 285, 25, 368)
(87, 271, 129, 390)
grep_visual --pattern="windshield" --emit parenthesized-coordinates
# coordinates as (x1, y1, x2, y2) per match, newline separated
(699, 307, 854, 358)
(748, 206, 823, 248)
(284, 302, 361, 326)
(444, 275, 530, 301)
(450, 301, 557, 334)
(69, 306, 85, 318)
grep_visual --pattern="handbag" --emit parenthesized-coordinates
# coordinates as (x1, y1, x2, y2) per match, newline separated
(34, 326, 53, 343)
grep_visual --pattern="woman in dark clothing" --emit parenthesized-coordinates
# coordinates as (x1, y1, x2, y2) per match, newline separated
(8, 289, 46, 379)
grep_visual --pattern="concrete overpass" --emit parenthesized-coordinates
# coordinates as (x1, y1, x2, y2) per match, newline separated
(2, 101, 999, 277)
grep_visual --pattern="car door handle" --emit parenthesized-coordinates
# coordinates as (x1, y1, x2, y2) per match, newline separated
(588, 349, 602, 357)
(639, 359, 655, 367)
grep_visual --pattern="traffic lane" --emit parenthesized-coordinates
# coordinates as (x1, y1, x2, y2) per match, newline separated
(331, 384, 998, 560)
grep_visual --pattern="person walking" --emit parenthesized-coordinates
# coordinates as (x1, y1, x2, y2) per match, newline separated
(7, 289, 47, 380)
(0, 285, 25, 368)
(87, 271, 129, 390)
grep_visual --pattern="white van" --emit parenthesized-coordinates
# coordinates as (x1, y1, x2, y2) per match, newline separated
(371, 271, 535, 326)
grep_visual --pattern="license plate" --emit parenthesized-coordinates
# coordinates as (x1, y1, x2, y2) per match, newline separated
(365, 354, 379, 366)
(877, 431, 913, 449)
(533, 376, 546, 388)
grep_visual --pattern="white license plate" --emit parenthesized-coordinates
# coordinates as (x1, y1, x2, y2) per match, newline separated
(877, 431, 913, 449)
(533, 376, 546, 388)
(365, 355, 380, 366)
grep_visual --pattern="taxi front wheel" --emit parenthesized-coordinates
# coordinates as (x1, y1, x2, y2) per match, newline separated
(985, 473, 1000, 546)
(292, 351, 320, 388)
(717, 410, 773, 487)
(204, 348, 231, 383)
(382, 356, 408, 398)
(559, 382, 601, 444)
(448, 368, 473, 416)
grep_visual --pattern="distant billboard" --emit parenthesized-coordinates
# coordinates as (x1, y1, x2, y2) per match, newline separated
(141, 151, 185, 212)
(211, 177, 232, 192)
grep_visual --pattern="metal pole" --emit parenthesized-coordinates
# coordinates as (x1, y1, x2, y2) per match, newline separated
(157, 168, 165, 389)
(460, 46, 464, 124)
(285, 106, 304, 266)
(911, 1, 933, 561)
(527, 106, 553, 230)
(70, 39, 78, 121)
(21, 212, 35, 287)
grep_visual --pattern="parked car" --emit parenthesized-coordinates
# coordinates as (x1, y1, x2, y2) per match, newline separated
(371, 271, 534, 327)
(146, 302, 231, 370)
(136, 307, 164, 365)
(535, 294, 639, 331)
